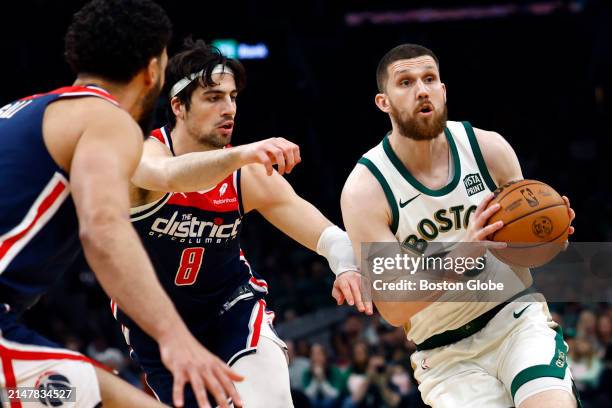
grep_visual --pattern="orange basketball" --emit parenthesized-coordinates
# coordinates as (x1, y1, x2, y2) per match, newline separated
(486, 179, 570, 268)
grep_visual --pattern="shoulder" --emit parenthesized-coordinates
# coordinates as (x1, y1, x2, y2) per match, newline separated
(341, 162, 390, 219)
(47, 96, 139, 138)
(471, 126, 522, 185)
(472, 127, 512, 156)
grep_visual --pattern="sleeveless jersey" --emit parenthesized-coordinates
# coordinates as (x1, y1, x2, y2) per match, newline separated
(0, 86, 118, 310)
(359, 120, 528, 343)
(127, 126, 265, 324)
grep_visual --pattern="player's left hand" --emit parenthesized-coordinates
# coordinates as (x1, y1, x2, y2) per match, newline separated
(332, 271, 374, 315)
(562, 195, 575, 235)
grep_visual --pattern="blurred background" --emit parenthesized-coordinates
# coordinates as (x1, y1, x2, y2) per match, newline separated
(2, 0, 611, 406)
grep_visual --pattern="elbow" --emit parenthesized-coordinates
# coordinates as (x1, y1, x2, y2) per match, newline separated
(78, 209, 125, 256)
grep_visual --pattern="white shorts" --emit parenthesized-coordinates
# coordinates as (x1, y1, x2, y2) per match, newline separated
(411, 297, 577, 408)
(0, 336, 102, 408)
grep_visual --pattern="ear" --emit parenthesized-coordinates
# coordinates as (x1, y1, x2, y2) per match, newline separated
(144, 57, 161, 87)
(375, 93, 391, 113)
(170, 96, 184, 120)
(442, 82, 447, 103)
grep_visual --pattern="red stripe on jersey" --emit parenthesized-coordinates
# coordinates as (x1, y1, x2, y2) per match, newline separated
(249, 300, 266, 348)
(166, 173, 239, 213)
(0, 348, 20, 408)
(0, 341, 112, 406)
(0, 342, 111, 370)
(0, 178, 67, 269)
(149, 128, 167, 146)
(20, 86, 118, 105)
(249, 277, 268, 289)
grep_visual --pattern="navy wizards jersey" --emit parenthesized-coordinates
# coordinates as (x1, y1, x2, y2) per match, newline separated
(0, 86, 118, 311)
(125, 126, 266, 323)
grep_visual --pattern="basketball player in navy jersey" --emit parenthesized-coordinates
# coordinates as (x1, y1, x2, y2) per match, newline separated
(0, 2, 241, 407)
(111, 39, 365, 407)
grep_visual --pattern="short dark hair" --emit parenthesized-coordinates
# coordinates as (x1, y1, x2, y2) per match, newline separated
(164, 38, 246, 129)
(65, 0, 172, 82)
(376, 44, 440, 92)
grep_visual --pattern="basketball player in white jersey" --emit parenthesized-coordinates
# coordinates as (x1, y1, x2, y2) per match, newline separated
(340, 44, 578, 408)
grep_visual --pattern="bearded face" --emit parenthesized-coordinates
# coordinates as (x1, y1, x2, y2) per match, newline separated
(389, 98, 447, 141)
(378, 56, 448, 141)
(138, 76, 162, 136)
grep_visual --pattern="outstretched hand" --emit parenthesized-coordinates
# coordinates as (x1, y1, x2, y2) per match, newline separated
(332, 271, 374, 315)
(236, 137, 301, 176)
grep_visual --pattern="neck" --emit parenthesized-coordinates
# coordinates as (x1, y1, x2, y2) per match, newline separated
(388, 127, 448, 176)
(73, 75, 142, 118)
(171, 120, 219, 156)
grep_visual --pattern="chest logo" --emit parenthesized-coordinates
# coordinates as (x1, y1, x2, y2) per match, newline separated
(463, 173, 485, 196)
(219, 183, 228, 196)
(399, 194, 421, 208)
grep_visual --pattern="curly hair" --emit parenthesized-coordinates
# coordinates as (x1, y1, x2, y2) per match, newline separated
(165, 38, 246, 128)
(64, 0, 172, 82)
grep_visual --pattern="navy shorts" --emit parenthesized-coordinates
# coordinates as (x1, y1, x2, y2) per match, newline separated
(117, 279, 285, 407)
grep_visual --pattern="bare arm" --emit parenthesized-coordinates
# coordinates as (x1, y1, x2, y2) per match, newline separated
(474, 128, 523, 186)
(241, 163, 330, 251)
(341, 164, 429, 326)
(71, 106, 182, 342)
(132, 137, 301, 193)
(475, 127, 575, 234)
(70, 103, 241, 408)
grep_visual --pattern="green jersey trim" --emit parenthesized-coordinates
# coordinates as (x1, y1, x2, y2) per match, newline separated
(357, 157, 399, 235)
(462, 121, 498, 192)
(510, 326, 569, 399)
(381, 128, 461, 197)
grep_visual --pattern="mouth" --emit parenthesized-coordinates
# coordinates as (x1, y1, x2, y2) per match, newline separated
(416, 103, 434, 116)
(217, 120, 234, 134)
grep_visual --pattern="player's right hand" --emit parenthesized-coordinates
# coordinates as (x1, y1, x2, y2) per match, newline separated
(236, 137, 301, 176)
(332, 271, 374, 315)
(464, 193, 508, 256)
(158, 327, 243, 408)
(465, 192, 507, 249)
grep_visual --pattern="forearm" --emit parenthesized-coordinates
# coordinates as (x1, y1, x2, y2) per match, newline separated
(261, 197, 331, 251)
(80, 217, 186, 341)
(162, 147, 245, 192)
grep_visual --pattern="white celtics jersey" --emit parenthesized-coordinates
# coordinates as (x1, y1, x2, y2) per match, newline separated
(359, 120, 528, 344)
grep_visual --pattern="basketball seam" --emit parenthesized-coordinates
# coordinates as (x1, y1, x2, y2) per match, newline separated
(491, 203, 568, 241)
(504, 223, 570, 248)
(494, 181, 546, 203)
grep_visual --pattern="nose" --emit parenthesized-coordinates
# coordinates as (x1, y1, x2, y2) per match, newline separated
(415, 79, 430, 100)
(220, 95, 236, 116)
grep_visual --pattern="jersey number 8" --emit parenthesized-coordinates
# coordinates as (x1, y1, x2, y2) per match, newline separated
(175, 247, 204, 286)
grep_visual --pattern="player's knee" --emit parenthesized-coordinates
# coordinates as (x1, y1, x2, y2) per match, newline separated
(518, 389, 576, 408)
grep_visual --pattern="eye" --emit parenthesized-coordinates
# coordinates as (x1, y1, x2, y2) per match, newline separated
(208, 96, 219, 102)
(230, 95, 237, 102)
(425, 76, 434, 83)
(400, 79, 411, 87)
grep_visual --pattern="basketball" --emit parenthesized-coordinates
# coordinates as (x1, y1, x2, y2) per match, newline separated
(486, 179, 570, 268)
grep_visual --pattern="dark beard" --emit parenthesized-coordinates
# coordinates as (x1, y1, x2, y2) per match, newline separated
(198, 131, 231, 149)
(137, 80, 162, 136)
(391, 103, 448, 141)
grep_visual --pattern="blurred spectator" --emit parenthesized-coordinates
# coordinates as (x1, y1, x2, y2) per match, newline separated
(569, 337, 603, 392)
(288, 339, 312, 392)
(342, 353, 401, 408)
(303, 343, 343, 408)
(596, 314, 612, 348)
